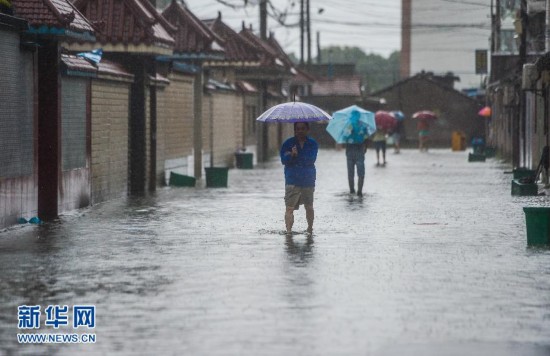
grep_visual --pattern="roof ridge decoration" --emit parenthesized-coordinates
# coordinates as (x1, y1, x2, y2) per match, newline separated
(203, 15, 261, 63)
(71, 0, 174, 53)
(42, 0, 74, 25)
(11, 0, 95, 39)
(138, 0, 176, 33)
(161, 0, 225, 56)
(238, 26, 290, 70)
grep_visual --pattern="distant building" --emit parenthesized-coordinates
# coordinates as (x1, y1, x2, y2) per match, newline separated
(370, 72, 484, 147)
(300, 63, 363, 147)
(401, 0, 491, 90)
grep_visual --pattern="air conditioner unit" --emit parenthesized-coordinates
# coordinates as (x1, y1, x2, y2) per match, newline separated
(522, 63, 538, 90)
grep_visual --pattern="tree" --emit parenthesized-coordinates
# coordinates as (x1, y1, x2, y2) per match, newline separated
(316, 46, 400, 93)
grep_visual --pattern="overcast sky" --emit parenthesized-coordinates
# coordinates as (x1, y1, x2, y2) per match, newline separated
(182, 0, 401, 59)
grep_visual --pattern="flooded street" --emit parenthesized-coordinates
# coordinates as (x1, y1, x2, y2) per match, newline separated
(1, 148, 549, 355)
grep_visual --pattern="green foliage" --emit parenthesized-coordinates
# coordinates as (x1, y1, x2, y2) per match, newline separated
(318, 47, 400, 93)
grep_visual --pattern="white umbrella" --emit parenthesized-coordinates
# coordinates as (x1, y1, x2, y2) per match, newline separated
(256, 101, 332, 123)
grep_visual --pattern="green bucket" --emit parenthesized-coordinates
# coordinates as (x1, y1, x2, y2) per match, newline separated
(511, 179, 538, 196)
(235, 152, 253, 169)
(169, 172, 196, 187)
(485, 146, 496, 158)
(523, 207, 550, 245)
(468, 153, 486, 162)
(205, 167, 229, 188)
(513, 167, 536, 179)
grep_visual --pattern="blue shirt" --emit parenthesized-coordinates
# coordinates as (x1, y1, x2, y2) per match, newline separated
(280, 136, 318, 187)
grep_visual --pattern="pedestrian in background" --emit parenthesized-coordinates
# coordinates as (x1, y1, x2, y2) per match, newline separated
(372, 129, 387, 166)
(417, 119, 430, 151)
(346, 141, 366, 196)
(391, 111, 405, 154)
(280, 122, 318, 235)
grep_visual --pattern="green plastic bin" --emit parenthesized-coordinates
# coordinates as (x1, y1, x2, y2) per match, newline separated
(235, 152, 253, 169)
(205, 167, 229, 188)
(169, 172, 196, 187)
(468, 153, 486, 162)
(523, 207, 550, 245)
(513, 167, 536, 179)
(511, 179, 538, 196)
(485, 146, 496, 158)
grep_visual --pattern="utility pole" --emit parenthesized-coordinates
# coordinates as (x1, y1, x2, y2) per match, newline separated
(259, 0, 268, 162)
(495, 0, 501, 52)
(300, 0, 304, 65)
(516, 0, 527, 167)
(306, 0, 311, 66)
(260, 0, 267, 40)
(546, 0, 550, 52)
(317, 31, 321, 63)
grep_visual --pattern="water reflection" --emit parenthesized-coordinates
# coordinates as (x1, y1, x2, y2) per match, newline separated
(285, 234, 314, 266)
(0, 149, 549, 355)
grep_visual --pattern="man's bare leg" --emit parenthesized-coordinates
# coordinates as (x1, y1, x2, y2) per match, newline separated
(305, 204, 314, 234)
(285, 206, 295, 234)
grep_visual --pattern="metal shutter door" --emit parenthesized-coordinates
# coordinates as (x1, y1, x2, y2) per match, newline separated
(0, 31, 34, 178)
(61, 77, 87, 170)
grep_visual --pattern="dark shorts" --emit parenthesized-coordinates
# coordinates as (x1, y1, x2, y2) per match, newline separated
(374, 140, 386, 151)
(285, 185, 315, 210)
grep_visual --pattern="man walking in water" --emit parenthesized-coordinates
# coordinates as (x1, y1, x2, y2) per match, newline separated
(346, 141, 366, 197)
(280, 122, 318, 235)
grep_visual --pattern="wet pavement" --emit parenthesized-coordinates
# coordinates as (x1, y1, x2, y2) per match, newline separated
(1, 148, 549, 355)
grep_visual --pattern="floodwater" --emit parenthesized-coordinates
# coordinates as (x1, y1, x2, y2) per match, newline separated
(1, 148, 549, 356)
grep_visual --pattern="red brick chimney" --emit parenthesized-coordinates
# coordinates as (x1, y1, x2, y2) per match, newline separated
(400, 0, 411, 79)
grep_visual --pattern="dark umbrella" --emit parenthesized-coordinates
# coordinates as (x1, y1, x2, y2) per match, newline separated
(375, 110, 397, 131)
(412, 110, 438, 121)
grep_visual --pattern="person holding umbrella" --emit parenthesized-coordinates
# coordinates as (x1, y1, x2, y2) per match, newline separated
(257, 101, 330, 236)
(390, 111, 405, 154)
(326, 105, 376, 197)
(280, 122, 319, 235)
(343, 111, 368, 196)
(413, 111, 438, 152)
(374, 111, 397, 166)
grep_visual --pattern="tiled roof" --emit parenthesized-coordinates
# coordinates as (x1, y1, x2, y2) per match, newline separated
(311, 75, 362, 96)
(61, 53, 96, 70)
(73, 0, 174, 49)
(290, 67, 315, 85)
(239, 27, 287, 69)
(60, 54, 134, 81)
(148, 73, 170, 86)
(203, 15, 260, 63)
(236, 80, 258, 93)
(266, 34, 295, 68)
(265, 34, 314, 84)
(240, 28, 276, 56)
(12, 0, 94, 34)
(97, 60, 133, 80)
(162, 0, 224, 56)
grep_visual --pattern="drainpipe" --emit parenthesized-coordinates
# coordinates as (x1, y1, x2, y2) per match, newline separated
(194, 71, 203, 178)
(546, 0, 550, 52)
(209, 94, 214, 168)
(545, 0, 550, 184)
(259, 0, 269, 162)
(516, 0, 527, 168)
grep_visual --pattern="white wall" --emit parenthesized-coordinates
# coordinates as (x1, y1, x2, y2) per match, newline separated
(410, 0, 491, 90)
